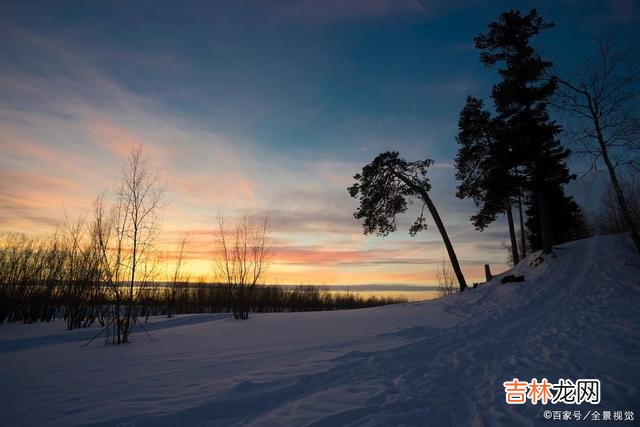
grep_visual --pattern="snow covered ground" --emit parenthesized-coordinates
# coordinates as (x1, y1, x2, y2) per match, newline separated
(0, 234, 638, 426)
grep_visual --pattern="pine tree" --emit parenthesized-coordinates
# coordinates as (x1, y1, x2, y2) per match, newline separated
(348, 152, 468, 292)
(525, 185, 588, 251)
(474, 9, 582, 254)
(455, 96, 522, 264)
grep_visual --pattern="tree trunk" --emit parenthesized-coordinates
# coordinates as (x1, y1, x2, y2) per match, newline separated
(484, 264, 492, 281)
(393, 172, 467, 291)
(420, 190, 468, 291)
(592, 114, 640, 254)
(517, 187, 527, 257)
(506, 201, 520, 265)
(537, 187, 553, 254)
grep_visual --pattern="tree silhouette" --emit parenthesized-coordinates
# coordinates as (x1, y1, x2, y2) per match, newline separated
(348, 152, 467, 292)
(455, 96, 522, 264)
(556, 36, 640, 254)
(475, 9, 581, 254)
(214, 215, 272, 319)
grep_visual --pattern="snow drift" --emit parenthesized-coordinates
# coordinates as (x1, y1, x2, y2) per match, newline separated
(0, 234, 638, 426)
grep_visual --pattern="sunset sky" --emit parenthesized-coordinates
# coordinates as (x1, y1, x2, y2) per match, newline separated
(1, 0, 638, 285)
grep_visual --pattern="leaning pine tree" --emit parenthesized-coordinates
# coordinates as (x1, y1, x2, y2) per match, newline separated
(475, 9, 582, 254)
(348, 152, 467, 292)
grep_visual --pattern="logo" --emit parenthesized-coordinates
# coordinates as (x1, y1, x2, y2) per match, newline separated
(503, 378, 600, 405)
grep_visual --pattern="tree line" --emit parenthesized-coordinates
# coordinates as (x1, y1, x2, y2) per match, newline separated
(0, 222, 407, 330)
(0, 232, 406, 327)
(349, 9, 639, 292)
(0, 145, 408, 340)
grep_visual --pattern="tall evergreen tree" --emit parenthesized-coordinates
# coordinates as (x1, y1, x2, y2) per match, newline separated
(474, 9, 581, 254)
(455, 96, 522, 264)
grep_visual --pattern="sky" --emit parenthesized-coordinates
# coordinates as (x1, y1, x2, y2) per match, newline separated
(1, 0, 638, 285)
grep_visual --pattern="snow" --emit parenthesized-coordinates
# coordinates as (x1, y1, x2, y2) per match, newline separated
(0, 234, 638, 426)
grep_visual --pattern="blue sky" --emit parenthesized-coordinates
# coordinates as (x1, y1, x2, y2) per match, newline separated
(1, 0, 638, 284)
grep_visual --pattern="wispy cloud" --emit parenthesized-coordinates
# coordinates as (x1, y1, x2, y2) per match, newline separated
(0, 23, 512, 285)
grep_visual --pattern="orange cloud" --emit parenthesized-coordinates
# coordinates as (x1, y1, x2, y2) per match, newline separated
(0, 170, 90, 232)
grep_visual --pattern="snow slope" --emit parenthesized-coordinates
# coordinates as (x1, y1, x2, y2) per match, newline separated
(0, 234, 638, 426)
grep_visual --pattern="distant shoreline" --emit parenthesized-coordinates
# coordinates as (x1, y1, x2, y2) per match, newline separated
(280, 284, 440, 293)
(128, 282, 442, 293)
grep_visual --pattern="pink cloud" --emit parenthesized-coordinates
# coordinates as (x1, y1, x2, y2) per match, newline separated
(168, 171, 255, 206)
(77, 110, 173, 161)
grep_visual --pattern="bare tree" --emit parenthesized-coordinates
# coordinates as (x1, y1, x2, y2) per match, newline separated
(92, 192, 129, 343)
(214, 215, 271, 319)
(556, 36, 640, 253)
(165, 235, 190, 318)
(591, 173, 640, 234)
(119, 145, 164, 341)
(435, 259, 456, 298)
(59, 213, 97, 330)
(95, 146, 165, 343)
(90, 194, 118, 328)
